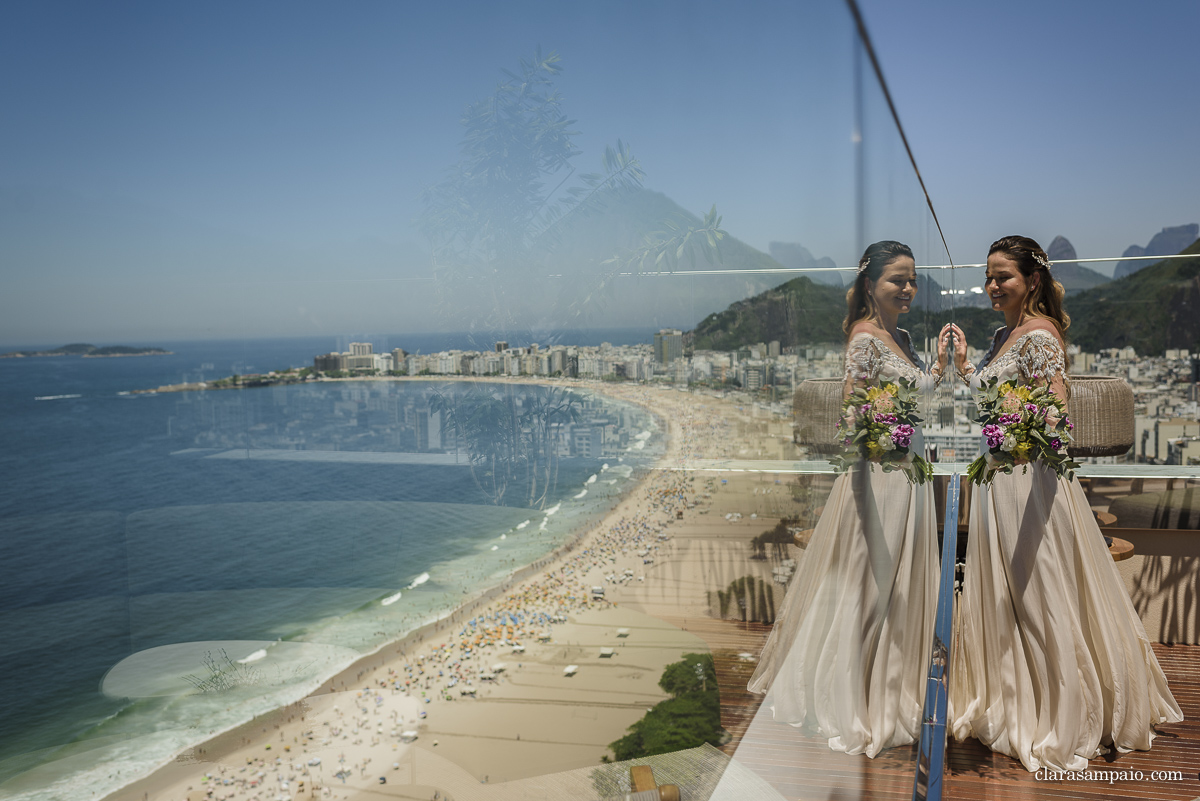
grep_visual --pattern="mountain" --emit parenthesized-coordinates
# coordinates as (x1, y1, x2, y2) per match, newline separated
(1113, 224, 1199, 279)
(539, 188, 796, 330)
(1044, 235, 1111, 294)
(686, 264, 989, 352)
(768, 242, 843, 287)
(688, 276, 846, 350)
(1068, 237, 1200, 353)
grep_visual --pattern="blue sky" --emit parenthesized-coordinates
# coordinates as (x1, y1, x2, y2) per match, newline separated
(2, 0, 1197, 344)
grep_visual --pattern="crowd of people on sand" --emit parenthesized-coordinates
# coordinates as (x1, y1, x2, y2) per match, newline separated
(154, 388, 768, 801)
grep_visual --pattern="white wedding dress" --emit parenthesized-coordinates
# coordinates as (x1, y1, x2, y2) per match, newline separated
(949, 329, 1183, 771)
(747, 332, 940, 757)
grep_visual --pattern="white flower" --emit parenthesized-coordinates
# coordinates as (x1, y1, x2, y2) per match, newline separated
(877, 434, 896, 452)
(1045, 408, 1061, 428)
(1000, 434, 1017, 453)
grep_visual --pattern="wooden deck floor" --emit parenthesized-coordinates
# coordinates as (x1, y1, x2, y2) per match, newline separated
(725, 643, 1200, 800)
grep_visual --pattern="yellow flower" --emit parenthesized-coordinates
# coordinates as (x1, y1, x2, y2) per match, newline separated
(1014, 441, 1032, 461)
(866, 383, 898, 402)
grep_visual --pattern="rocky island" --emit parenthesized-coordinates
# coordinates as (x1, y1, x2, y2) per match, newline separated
(0, 343, 172, 358)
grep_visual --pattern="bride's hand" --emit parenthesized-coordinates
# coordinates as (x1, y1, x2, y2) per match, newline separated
(948, 324, 969, 371)
(938, 324, 969, 373)
(936, 324, 952, 372)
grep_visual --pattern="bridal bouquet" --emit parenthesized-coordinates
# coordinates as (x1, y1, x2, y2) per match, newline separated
(830, 378, 932, 484)
(966, 377, 1079, 485)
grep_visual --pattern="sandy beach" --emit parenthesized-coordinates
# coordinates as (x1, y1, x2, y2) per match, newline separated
(97, 381, 806, 801)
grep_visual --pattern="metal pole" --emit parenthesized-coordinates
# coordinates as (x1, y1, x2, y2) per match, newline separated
(913, 472, 959, 801)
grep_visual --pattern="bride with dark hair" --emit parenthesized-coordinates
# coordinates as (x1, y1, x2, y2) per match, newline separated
(747, 240, 942, 756)
(941, 235, 1182, 772)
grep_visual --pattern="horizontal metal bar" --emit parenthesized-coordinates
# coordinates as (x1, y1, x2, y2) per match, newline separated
(655, 460, 1200, 481)
(581, 253, 1197, 277)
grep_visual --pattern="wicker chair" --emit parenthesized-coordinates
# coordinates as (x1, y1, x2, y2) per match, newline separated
(792, 378, 845, 454)
(1064, 375, 1134, 457)
(792, 374, 1134, 458)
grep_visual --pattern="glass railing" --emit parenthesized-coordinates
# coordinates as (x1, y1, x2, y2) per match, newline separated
(3, 1, 1199, 800)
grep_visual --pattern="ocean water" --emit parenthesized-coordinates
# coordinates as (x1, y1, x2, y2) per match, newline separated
(0, 335, 662, 800)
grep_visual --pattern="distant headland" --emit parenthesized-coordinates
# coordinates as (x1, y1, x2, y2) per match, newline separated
(0, 343, 172, 359)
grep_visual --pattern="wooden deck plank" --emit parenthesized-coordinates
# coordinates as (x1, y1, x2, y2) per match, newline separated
(723, 642, 1200, 800)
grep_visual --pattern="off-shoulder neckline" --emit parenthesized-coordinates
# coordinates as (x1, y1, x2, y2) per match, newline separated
(849, 331, 921, 369)
(988, 327, 1061, 366)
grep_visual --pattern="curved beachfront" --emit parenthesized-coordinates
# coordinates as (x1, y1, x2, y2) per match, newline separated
(5, 378, 795, 801)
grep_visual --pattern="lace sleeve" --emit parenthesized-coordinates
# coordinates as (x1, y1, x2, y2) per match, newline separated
(1015, 330, 1067, 385)
(844, 334, 883, 390)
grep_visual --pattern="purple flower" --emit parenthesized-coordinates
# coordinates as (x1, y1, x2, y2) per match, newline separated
(982, 423, 1005, 449)
(844, 437, 852, 446)
(860, 404, 871, 414)
(891, 423, 915, 449)
(1025, 403, 1038, 413)
(1050, 438, 1062, 450)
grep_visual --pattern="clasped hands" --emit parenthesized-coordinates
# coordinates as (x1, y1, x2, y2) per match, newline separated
(936, 323, 972, 381)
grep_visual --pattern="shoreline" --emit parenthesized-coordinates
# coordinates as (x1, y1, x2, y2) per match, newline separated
(60, 382, 798, 801)
(84, 380, 674, 801)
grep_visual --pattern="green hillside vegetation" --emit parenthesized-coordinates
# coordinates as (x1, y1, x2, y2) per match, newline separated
(905, 307, 1004, 352)
(606, 653, 723, 761)
(689, 276, 846, 350)
(681, 230, 1200, 355)
(685, 271, 1005, 352)
(1065, 239, 1200, 353)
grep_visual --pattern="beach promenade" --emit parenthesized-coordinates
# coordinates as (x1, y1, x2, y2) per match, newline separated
(100, 382, 804, 801)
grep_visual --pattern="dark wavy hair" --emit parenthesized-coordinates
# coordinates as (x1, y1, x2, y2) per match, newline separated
(988, 235, 1070, 340)
(843, 240, 914, 338)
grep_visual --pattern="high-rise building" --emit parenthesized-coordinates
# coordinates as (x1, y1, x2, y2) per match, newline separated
(350, 342, 373, 356)
(313, 352, 347, 372)
(653, 329, 683, 365)
(495, 341, 509, 352)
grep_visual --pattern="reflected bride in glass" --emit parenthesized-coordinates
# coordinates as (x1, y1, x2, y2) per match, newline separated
(942, 235, 1183, 772)
(747, 240, 942, 757)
